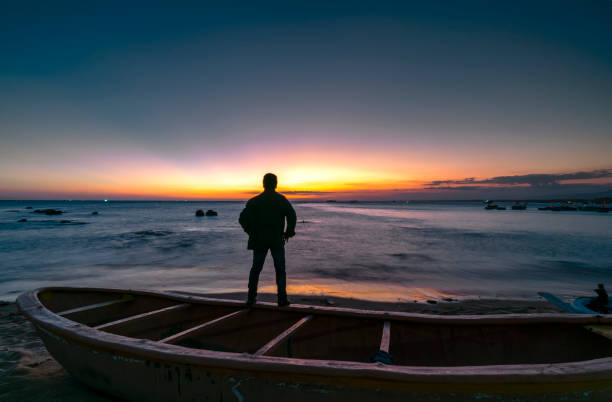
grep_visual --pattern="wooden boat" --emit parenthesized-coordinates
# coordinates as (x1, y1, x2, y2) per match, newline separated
(17, 287, 612, 401)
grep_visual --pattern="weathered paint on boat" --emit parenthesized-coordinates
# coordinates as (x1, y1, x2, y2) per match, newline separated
(17, 287, 612, 401)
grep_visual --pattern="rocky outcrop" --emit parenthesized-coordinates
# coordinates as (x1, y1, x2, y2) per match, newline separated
(195, 209, 205, 217)
(205, 209, 218, 216)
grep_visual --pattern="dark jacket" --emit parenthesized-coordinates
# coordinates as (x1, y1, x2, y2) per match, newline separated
(239, 190, 296, 250)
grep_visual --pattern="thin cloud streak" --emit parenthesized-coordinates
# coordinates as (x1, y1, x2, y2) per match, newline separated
(281, 190, 334, 196)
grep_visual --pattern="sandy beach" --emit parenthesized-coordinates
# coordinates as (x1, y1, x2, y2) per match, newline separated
(0, 293, 564, 402)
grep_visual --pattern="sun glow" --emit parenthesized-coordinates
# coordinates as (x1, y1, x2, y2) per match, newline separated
(280, 165, 406, 192)
(0, 151, 427, 200)
(6, 138, 572, 200)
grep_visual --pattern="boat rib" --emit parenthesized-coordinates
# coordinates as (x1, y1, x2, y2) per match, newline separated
(94, 303, 190, 331)
(255, 315, 313, 356)
(57, 296, 134, 316)
(159, 309, 248, 344)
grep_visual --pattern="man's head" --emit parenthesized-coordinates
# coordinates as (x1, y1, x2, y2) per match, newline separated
(263, 173, 277, 191)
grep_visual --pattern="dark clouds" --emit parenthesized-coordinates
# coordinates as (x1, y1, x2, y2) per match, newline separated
(426, 169, 612, 188)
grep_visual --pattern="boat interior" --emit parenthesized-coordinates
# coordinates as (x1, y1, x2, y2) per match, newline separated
(37, 289, 612, 367)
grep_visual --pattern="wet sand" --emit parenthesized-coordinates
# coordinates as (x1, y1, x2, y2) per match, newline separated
(0, 294, 564, 402)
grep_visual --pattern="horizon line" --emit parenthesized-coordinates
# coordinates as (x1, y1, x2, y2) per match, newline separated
(1, 197, 610, 203)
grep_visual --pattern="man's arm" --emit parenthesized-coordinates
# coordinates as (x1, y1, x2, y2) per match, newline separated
(239, 202, 252, 235)
(284, 198, 297, 238)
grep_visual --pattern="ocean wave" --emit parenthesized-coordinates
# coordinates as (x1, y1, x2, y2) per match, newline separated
(0, 220, 89, 229)
(304, 263, 423, 283)
(0, 350, 21, 377)
(389, 253, 434, 262)
(2, 201, 611, 301)
(132, 230, 174, 237)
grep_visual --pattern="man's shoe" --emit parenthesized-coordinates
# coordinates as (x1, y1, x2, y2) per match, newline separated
(277, 299, 290, 308)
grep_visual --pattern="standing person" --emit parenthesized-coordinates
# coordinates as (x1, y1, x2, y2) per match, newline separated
(239, 173, 296, 307)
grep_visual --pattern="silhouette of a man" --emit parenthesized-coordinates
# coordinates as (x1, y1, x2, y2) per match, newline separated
(239, 173, 296, 307)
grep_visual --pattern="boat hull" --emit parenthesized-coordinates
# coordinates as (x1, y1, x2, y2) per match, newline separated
(32, 322, 612, 402)
(18, 287, 612, 401)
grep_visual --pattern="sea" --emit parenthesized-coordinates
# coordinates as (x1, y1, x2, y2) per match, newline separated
(1, 200, 611, 302)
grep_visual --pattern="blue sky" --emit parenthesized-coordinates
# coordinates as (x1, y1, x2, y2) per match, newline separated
(1, 1, 611, 199)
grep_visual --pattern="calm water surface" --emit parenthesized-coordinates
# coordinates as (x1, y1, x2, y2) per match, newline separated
(1, 200, 610, 301)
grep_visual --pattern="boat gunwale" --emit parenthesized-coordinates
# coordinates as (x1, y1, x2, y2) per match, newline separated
(29, 286, 612, 324)
(16, 286, 612, 386)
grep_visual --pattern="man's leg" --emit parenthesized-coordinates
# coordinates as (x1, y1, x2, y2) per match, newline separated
(270, 247, 288, 305)
(247, 249, 268, 304)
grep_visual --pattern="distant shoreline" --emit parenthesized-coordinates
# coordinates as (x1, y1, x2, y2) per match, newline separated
(1, 198, 610, 203)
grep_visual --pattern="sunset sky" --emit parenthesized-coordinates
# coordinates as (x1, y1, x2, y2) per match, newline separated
(1, 1, 611, 200)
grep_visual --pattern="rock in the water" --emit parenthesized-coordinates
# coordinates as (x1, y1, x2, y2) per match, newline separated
(205, 209, 218, 216)
(195, 209, 205, 217)
(18, 218, 27, 222)
(91, 211, 99, 215)
(34, 209, 63, 215)
(25, 206, 33, 209)
(60, 220, 71, 224)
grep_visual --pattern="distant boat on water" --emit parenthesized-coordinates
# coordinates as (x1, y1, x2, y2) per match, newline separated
(539, 200, 609, 213)
(538, 201, 577, 211)
(579, 200, 610, 213)
(484, 200, 505, 210)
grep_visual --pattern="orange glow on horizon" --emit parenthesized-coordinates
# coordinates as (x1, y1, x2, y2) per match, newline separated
(2, 142, 610, 200)
(1, 151, 431, 199)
